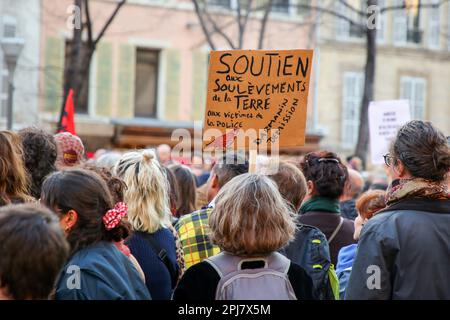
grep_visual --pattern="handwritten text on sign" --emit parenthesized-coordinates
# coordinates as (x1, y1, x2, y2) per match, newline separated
(203, 50, 313, 150)
(369, 100, 411, 165)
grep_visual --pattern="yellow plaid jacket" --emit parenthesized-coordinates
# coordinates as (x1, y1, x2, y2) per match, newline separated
(174, 207, 221, 269)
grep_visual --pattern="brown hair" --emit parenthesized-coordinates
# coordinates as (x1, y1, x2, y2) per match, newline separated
(169, 164, 196, 217)
(0, 203, 69, 300)
(267, 161, 307, 210)
(41, 169, 130, 255)
(212, 153, 249, 188)
(356, 190, 387, 220)
(300, 151, 348, 199)
(210, 173, 296, 256)
(391, 120, 450, 182)
(82, 163, 127, 203)
(162, 166, 179, 216)
(19, 127, 57, 199)
(0, 131, 32, 206)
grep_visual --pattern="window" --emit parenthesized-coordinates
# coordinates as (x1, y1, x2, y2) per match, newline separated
(400, 76, 426, 120)
(428, 0, 440, 49)
(342, 72, 364, 148)
(271, 0, 291, 14)
(335, 1, 364, 40)
(393, 0, 424, 45)
(447, 1, 450, 50)
(63, 41, 90, 114)
(134, 49, 159, 118)
(377, 0, 386, 43)
(207, 0, 232, 9)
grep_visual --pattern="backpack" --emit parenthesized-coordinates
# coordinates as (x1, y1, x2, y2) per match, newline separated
(205, 252, 297, 300)
(280, 224, 339, 300)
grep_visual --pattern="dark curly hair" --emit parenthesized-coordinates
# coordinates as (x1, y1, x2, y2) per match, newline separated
(300, 151, 348, 200)
(41, 169, 130, 255)
(391, 120, 450, 182)
(18, 127, 57, 199)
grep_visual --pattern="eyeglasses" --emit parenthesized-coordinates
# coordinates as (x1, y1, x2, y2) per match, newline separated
(383, 153, 394, 167)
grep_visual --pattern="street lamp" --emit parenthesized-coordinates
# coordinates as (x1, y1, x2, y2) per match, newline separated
(1, 37, 25, 130)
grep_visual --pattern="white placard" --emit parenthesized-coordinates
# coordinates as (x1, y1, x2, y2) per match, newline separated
(369, 100, 411, 165)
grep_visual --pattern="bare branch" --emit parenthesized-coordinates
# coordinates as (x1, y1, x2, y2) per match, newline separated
(380, 0, 450, 14)
(338, 0, 364, 17)
(93, 0, 126, 47)
(294, 3, 364, 29)
(258, 0, 274, 49)
(237, 0, 253, 49)
(192, 0, 216, 50)
(203, 4, 236, 49)
(83, 0, 93, 48)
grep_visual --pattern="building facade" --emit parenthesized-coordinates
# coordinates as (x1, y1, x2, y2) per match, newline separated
(39, 0, 315, 150)
(315, 0, 450, 156)
(0, 0, 41, 129)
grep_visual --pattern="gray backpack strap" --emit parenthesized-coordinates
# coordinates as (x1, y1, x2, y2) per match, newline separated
(205, 252, 239, 277)
(206, 252, 291, 277)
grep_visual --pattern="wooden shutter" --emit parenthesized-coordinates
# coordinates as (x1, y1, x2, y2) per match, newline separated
(117, 44, 135, 118)
(164, 49, 181, 120)
(95, 42, 113, 117)
(44, 36, 64, 113)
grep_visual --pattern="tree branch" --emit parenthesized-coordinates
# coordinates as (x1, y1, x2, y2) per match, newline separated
(258, 0, 274, 49)
(203, 4, 236, 49)
(192, 0, 216, 50)
(237, 0, 253, 49)
(380, 0, 449, 14)
(93, 0, 126, 47)
(83, 0, 93, 48)
(338, 0, 365, 17)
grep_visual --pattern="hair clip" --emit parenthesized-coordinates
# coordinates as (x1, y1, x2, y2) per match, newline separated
(318, 158, 339, 164)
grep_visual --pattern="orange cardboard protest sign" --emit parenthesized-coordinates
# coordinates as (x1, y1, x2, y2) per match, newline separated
(203, 49, 313, 151)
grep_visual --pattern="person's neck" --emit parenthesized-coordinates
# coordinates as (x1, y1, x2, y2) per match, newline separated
(339, 194, 353, 202)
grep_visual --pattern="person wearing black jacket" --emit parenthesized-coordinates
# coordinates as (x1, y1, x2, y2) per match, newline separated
(297, 151, 356, 266)
(173, 174, 316, 300)
(346, 120, 450, 300)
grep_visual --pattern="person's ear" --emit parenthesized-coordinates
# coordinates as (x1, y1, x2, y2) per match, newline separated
(210, 174, 220, 190)
(393, 159, 408, 178)
(307, 180, 315, 195)
(62, 210, 78, 233)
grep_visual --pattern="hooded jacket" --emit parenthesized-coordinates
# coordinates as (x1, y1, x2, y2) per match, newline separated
(345, 198, 450, 300)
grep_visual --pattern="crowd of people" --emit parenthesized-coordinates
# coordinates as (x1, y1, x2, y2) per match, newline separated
(0, 120, 449, 300)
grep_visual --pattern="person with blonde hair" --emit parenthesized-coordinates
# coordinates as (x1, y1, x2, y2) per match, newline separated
(174, 173, 316, 300)
(115, 149, 179, 300)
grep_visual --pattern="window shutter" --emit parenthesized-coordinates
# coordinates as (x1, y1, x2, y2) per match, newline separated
(447, 1, 450, 50)
(428, 0, 440, 49)
(164, 49, 181, 120)
(413, 79, 426, 119)
(393, 0, 407, 45)
(191, 51, 208, 121)
(96, 42, 113, 117)
(342, 72, 363, 148)
(336, 1, 350, 40)
(117, 44, 135, 118)
(44, 36, 64, 113)
(377, 0, 386, 43)
(400, 76, 426, 120)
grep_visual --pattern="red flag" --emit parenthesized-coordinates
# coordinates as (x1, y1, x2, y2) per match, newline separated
(59, 88, 76, 135)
